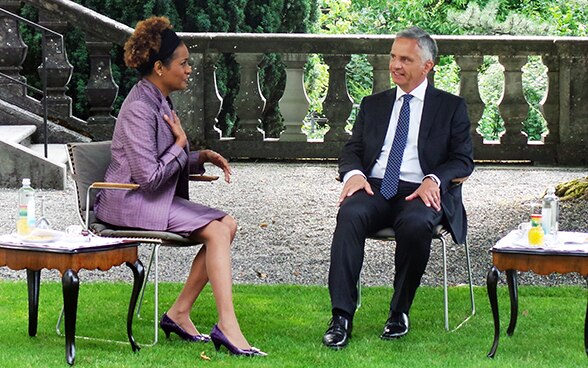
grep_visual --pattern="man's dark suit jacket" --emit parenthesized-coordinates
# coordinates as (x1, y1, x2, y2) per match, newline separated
(339, 84, 475, 244)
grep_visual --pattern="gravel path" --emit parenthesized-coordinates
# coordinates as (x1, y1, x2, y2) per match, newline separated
(1, 164, 587, 287)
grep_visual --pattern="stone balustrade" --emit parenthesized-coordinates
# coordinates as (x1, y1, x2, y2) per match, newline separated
(2, 0, 587, 165)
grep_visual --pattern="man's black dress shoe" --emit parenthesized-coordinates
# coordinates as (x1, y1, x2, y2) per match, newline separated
(380, 312, 409, 339)
(322, 315, 352, 349)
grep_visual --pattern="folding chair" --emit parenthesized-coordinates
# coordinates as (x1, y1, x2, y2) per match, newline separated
(66, 141, 217, 345)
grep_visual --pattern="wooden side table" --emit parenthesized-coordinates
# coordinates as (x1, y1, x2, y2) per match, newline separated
(0, 236, 144, 365)
(486, 231, 588, 358)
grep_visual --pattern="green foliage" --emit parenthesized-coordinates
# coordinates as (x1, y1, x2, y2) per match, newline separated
(434, 56, 460, 96)
(447, 0, 555, 35)
(476, 56, 505, 141)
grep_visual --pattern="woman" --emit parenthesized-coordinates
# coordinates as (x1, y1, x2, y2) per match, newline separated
(94, 16, 265, 357)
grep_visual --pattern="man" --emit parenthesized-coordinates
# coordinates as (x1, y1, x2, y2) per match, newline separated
(323, 26, 474, 349)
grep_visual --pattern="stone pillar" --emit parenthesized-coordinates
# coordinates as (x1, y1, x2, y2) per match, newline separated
(367, 54, 390, 94)
(85, 35, 118, 140)
(203, 52, 223, 140)
(0, 1, 28, 99)
(541, 55, 559, 145)
(455, 55, 485, 146)
(37, 9, 73, 118)
(555, 42, 588, 164)
(498, 55, 528, 145)
(279, 53, 309, 142)
(234, 53, 265, 141)
(323, 54, 353, 142)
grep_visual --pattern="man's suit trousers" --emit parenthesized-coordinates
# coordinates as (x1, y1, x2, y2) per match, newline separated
(328, 179, 443, 318)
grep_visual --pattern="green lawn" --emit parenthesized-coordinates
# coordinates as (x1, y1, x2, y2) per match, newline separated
(0, 281, 586, 367)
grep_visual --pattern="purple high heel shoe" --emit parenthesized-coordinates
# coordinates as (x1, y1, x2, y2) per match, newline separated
(159, 313, 211, 342)
(210, 324, 267, 357)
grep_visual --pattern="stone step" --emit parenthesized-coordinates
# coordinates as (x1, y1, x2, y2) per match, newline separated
(29, 143, 68, 164)
(0, 125, 37, 145)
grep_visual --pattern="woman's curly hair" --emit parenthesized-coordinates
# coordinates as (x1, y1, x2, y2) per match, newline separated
(124, 16, 173, 69)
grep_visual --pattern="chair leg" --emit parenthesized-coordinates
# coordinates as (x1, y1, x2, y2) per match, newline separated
(137, 244, 156, 318)
(135, 243, 160, 346)
(356, 272, 362, 310)
(464, 239, 476, 317)
(439, 234, 476, 332)
(440, 235, 450, 331)
(153, 244, 160, 345)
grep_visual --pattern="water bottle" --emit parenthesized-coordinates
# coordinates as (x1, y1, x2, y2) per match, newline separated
(17, 178, 36, 236)
(541, 186, 559, 242)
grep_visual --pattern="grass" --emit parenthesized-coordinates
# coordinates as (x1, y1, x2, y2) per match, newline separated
(0, 281, 586, 367)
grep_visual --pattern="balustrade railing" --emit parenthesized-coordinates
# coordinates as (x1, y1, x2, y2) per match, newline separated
(2, 0, 588, 165)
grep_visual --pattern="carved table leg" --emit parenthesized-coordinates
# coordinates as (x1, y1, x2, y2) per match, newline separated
(506, 270, 518, 336)
(487, 265, 500, 358)
(62, 269, 79, 366)
(26, 269, 41, 337)
(126, 259, 145, 352)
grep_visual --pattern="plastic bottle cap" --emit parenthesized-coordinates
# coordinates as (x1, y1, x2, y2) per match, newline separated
(22, 178, 31, 186)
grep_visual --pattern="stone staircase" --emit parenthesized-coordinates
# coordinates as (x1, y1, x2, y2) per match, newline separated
(0, 124, 68, 190)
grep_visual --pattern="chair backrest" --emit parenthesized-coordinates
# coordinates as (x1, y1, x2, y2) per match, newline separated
(67, 141, 112, 225)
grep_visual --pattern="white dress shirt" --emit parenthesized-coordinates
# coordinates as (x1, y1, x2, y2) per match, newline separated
(344, 79, 440, 187)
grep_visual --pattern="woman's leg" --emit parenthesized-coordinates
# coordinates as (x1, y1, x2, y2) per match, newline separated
(191, 216, 251, 349)
(165, 246, 208, 335)
(166, 216, 237, 336)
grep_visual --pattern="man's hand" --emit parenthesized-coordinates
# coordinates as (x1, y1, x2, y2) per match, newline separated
(405, 177, 441, 211)
(338, 175, 374, 206)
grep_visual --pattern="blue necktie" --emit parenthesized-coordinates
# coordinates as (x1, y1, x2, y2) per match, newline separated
(381, 94, 413, 200)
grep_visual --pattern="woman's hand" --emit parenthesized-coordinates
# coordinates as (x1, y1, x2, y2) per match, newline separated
(163, 111, 187, 148)
(201, 149, 232, 183)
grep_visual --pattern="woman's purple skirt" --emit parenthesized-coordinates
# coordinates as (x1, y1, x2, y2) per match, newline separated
(166, 196, 227, 236)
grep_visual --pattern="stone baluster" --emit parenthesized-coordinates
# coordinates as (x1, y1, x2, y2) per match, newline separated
(455, 55, 485, 145)
(37, 9, 73, 118)
(322, 54, 353, 142)
(85, 35, 118, 140)
(541, 55, 559, 145)
(367, 54, 390, 94)
(497, 55, 528, 145)
(0, 1, 28, 100)
(203, 52, 223, 140)
(234, 53, 265, 141)
(279, 53, 309, 141)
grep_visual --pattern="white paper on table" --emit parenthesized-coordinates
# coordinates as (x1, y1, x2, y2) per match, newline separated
(494, 230, 588, 253)
(0, 232, 134, 251)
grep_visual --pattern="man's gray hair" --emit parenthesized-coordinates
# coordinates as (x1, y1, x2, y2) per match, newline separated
(396, 26, 438, 63)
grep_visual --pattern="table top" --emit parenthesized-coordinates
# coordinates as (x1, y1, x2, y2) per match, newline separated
(493, 231, 588, 257)
(0, 232, 138, 254)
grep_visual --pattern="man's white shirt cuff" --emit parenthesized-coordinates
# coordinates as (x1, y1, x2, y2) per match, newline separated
(343, 170, 366, 183)
(423, 174, 441, 187)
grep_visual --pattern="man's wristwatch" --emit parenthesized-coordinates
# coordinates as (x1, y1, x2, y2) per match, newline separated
(423, 174, 440, 187)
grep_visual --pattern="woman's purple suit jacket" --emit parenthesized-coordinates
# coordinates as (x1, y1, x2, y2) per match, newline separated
(95, 79, 204, 231)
